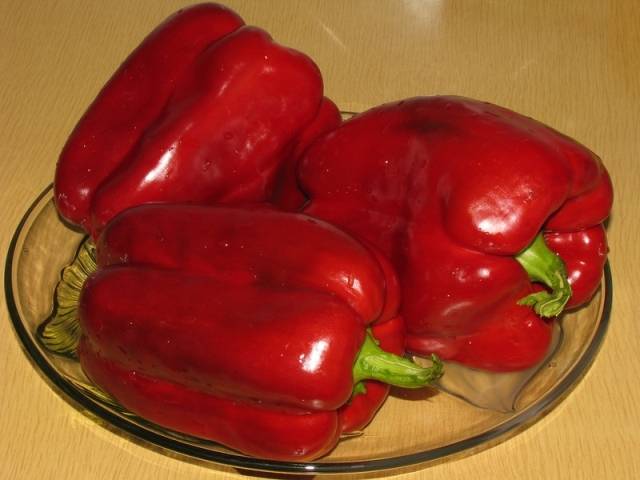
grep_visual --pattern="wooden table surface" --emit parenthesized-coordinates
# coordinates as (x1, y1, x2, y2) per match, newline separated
(1, 1, 639, 478)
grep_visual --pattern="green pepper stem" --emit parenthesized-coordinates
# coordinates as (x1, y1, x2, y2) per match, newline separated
(353, 331, 443, 389)
(515, 233, 572, 317)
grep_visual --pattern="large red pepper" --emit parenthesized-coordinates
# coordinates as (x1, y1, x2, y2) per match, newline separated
(54, 3, 326, 238)
(79, 204, 442, 460)
(298, 96, 612, 371)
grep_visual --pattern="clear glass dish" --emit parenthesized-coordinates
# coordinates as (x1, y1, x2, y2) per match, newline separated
(5, 185, 611, 475)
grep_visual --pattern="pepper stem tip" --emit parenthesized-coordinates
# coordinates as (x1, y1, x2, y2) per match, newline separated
(515, 233, 572, 317)
(353, 331, 443, 391)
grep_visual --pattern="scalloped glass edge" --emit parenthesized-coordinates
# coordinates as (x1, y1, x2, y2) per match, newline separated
(4, 185, 612, 475)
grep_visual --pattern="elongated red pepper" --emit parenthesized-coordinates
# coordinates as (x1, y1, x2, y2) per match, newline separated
(54, 4, 325, 238)
(79, 204, 442, 460)
(298, 96, 612, 371)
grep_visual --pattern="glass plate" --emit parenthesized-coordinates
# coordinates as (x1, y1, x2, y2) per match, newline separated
(5, 185, 611, 475)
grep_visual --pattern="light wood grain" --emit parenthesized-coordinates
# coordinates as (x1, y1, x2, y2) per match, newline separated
(1, 1, 639, 478)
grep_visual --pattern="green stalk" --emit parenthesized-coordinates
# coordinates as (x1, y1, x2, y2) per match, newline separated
(353, 331, 443, 393)
(515, 233, 572, 317)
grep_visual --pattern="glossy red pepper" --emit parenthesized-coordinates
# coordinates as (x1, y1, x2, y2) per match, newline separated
(298, 96, 612, 371)
(79, 204, 442, 460)
(54, 4, 326, 238)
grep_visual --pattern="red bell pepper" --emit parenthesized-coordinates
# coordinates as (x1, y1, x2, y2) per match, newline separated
(298, 96, 612, 371)
(54, 4, 325, 238)
(79, 204, 442, 460)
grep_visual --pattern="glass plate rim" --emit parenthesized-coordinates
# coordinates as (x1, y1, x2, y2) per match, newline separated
(4, 184, 613, 475)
